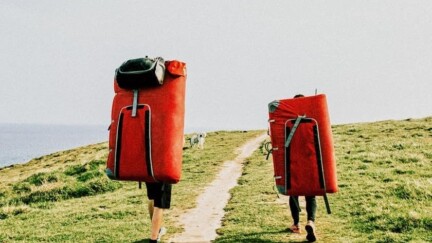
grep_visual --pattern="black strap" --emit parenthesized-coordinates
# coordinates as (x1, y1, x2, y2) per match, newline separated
(115, 113, 124, 178)
(312, 124, 331, 214)
(313, 125, 325, 189)
(284, 117, 332, 214)
(144, 109, 153, 179)
(284, 116, 304, 192)
(264, 141, 272, 160)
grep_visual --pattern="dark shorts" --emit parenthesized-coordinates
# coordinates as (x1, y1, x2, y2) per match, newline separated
(145, 182, 172, 209)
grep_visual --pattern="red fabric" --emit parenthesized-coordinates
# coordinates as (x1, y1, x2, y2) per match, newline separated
(268, 94, 338, 195)
(116, 105, 151, 180)
(107, 60, 186, 183)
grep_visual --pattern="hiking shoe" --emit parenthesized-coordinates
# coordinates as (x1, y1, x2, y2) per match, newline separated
(289, 224, 301, 233)
(157, 227, 167, 241)
(305, 220, 316, 242)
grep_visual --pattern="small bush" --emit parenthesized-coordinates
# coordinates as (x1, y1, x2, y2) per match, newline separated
(87, 160, 105, 170)
(24, 173, 45, 186)
(393, 169, 415, 175)
(358, 164, 368, 170)
(347, 128, 360, 133)
(0, 212, 7, 220)
(21, 188, 67, 204)
(398, 156, 420, 164)
(67, 179, 122, 198)
(391, 182, 431, 200)
(85, 179, 122, 195)
(392, 144, 404, 150)
(17, 178, 122, 205)
(12, 182, 32, 194)
(423, 217, 432, 230)
(77, 170, 103, 182)
(64, 165, 87, 176)
(393, 185, 411, 199)
(32, 201, 54, 209)
(11, 206, 29, 216)
(70, 184, 90, 198)
(24, 172, 58, 186)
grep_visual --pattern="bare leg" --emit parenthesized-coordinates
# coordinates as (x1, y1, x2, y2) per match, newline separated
(148, 200, 154, 220)
(150, 206, 164, 240)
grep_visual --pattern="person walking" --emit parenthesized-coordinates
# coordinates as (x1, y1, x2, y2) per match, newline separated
(145, 182, 171, 243)
(288, 94, 317, 242)
(288, 195, 317, 242)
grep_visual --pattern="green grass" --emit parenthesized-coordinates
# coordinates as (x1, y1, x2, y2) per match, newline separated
(330, 117, 432, 242)
(216, 117, 432, 243)
(0, 130, 264, 242)
(215, 142, 292, 243)
(2, 159, 121, 206)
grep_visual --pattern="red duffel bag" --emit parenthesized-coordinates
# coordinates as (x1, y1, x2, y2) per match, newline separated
(267, 94, 338, 212)
(106, 57, 186, 184)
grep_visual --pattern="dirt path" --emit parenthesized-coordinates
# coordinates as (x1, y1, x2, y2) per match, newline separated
(169, 133, 267, 243)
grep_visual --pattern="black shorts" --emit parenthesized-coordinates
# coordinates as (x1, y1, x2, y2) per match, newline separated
(145, 182, 172, 209)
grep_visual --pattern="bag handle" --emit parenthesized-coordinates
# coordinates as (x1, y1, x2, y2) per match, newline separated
(116, 57, 164, 76)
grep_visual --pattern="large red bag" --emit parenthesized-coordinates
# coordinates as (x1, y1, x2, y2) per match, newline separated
(268, 94, 338, 197)
(106, 57, 186, 183)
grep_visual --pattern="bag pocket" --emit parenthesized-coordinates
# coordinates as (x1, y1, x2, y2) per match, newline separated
(114, 104, 155, 181)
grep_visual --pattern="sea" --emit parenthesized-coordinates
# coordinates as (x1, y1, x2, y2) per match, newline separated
(0, 124, 108, 168)
(0, 124, 215, 168)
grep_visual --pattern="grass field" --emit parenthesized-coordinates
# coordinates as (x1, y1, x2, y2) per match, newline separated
(217, 117, 432, 243)
(1, 117, 431, 242)
(0, 130, 263, 242)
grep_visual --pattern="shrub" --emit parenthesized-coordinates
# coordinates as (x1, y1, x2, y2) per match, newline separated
(77, 170, 103, 182)
(0, 212, 7, 220)
(85, 179, 122, 195)
(87, 160, 105, 170)
(67, 179, 122, 198)
(64, 165, 87, 176)
(393, 184, 411, 199)
(21, 188, 66, 204)
(24, 172, 58, 186)
(17, 178, 122, 205)
(391, 182, 431, 200)
(12, 182, 32, 194)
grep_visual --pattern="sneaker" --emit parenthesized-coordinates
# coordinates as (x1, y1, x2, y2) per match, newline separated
(305, 220, 316, 242)
(157, 227, 167, 241)
(289, 224, 301, 233)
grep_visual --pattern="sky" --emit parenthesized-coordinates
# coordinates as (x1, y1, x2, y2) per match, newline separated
(1, 1, 431, 131)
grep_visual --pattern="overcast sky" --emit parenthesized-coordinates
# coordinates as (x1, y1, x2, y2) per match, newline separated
(1, 1, 431, 131)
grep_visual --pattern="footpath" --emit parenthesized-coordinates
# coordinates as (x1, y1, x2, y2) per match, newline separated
(169, 133, 267, 243)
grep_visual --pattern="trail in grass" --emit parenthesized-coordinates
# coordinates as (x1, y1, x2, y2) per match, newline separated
(169, 133, 267, 243)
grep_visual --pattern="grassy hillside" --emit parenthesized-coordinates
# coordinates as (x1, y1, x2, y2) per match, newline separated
(0, 130, 263, 242)
(217, 117, 432, 243)
(1, 117, 431, 242)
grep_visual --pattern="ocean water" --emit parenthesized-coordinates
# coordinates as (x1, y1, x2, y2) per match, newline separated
(0, 124, 108, 168)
